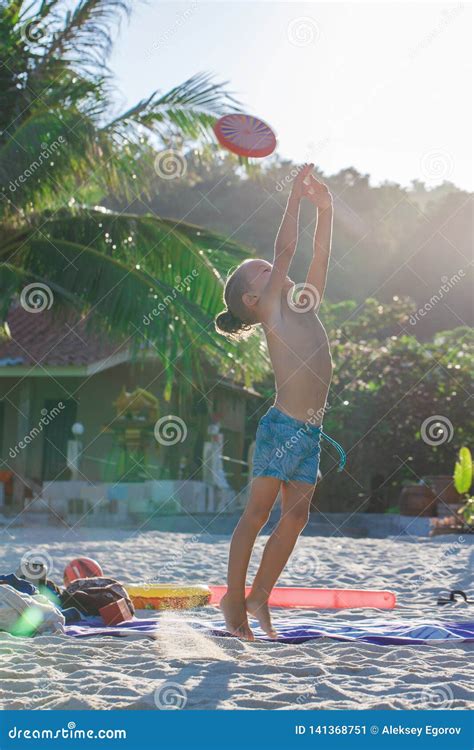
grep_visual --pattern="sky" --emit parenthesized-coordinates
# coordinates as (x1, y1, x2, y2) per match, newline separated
(109, 1, 472, 190)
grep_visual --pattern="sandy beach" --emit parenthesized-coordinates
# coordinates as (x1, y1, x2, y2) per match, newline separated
(0, 526, 472, 711)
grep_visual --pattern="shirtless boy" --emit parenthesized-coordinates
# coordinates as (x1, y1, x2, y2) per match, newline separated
(215, 164, 345, 639)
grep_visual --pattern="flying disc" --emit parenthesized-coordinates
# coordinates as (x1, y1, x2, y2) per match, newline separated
(214, 114, 276, 158)
(64, 557, 104, 586)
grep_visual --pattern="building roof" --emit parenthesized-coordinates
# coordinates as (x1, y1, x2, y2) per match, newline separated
(0, 305, 129, 375)
(0, 307, 263, 395)
(212, 377, 261, 398)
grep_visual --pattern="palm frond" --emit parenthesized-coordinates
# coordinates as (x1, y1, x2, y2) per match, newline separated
(36, 0, 131, 73)
(157, 217, 252, 277)
(0, 109, 107, 218)
(106, 73, 239, 144)
(24, 207, 247, 315)
(3, 209, 269, 396)
(0, 106, 155, 218)
(0, 2, 268, 402)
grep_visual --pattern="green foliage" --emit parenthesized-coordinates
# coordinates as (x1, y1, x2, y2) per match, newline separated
(145, 153, 472, 340)
(0, 0, 267, 402)
(325, 296, 416, 342)
(454, 447, 473, 495)
(459, 498, 474, 526)
(453, 447, 473, 528)
(1, 3, 472, 504)
(244, 298, 474, 511)
(319, 320, 474, 510)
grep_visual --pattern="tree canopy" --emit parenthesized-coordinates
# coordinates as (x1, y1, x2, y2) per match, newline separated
(0, 0, 268, 400)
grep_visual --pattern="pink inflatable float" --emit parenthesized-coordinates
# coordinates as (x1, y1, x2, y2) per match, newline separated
(209, 586, 396, 610)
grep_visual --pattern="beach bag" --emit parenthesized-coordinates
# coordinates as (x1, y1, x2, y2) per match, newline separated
(61, 577, 134, 617)
(0, 584, 65, 636)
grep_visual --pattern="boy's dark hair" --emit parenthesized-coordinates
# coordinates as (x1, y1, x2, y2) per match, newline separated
(215, 262, 256, 341)
(215, 309, 252, 339)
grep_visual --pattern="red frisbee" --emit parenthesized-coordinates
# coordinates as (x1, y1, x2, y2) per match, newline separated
(64, 557, 104, 586)
(214, 114, 276, 158)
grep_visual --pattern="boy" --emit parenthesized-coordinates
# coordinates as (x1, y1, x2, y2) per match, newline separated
(215, 165, 345, 639)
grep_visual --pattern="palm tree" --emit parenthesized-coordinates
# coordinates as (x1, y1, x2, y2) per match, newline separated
(0, 0, 268, 399)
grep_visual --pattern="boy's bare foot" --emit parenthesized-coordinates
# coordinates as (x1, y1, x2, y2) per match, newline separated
(220, 592, 255, 640)
(246, 590, 277, 638)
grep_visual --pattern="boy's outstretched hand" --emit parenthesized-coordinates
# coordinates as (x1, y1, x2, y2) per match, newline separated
(289, 163, 314, 201)
(303, 174, 333, 209)
(289, 165, 332, 209)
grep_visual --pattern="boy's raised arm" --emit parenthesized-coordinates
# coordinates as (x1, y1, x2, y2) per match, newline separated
(262, 164, 314, 305)
(302, 176, 333, 310)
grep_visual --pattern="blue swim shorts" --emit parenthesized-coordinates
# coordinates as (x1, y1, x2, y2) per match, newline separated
(252, 406, 346, 485)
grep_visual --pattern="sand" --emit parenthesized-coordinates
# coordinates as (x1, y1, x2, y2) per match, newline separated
(0, 526, 472, 710)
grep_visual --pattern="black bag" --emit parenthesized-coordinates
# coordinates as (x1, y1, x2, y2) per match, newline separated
(60, 577, 134, 616)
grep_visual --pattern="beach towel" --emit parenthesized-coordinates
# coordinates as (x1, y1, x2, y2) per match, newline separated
(65, 615, 474, 645)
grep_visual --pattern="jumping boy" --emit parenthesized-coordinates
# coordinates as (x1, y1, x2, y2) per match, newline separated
(215, 164, 345, 639)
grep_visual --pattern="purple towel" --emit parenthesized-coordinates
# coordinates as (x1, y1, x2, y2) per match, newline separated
(65, 616, 474, 645)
